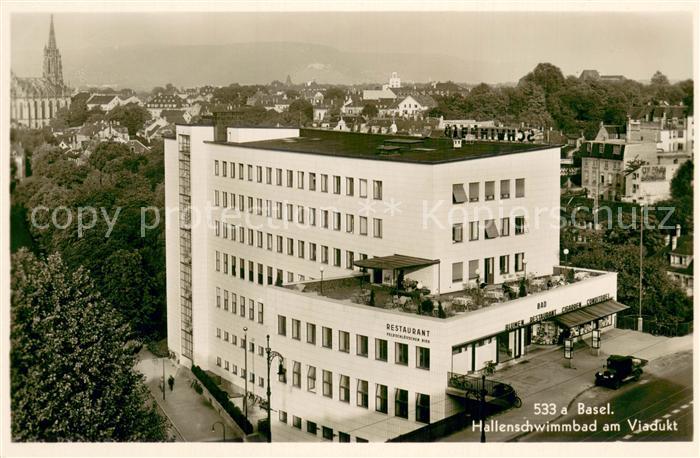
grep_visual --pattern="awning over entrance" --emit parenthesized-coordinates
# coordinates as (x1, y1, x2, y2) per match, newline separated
(353, 254, 439, 270)
(554, 299, 629, 328)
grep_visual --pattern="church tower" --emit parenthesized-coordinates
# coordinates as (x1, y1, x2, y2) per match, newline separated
(43, 15, 64, 86)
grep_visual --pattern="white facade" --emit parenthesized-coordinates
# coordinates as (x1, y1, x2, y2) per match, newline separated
(164, 126, 619, 442)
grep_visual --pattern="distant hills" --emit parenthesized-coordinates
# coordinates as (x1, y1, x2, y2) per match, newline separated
(61, 41, 538, 90)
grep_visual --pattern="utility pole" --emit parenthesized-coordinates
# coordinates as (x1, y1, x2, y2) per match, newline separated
(638, 201, 645, 332)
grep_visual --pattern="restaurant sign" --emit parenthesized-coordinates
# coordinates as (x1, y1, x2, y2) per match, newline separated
(386, 323, 431, 344)
(503, 293, 612, 331)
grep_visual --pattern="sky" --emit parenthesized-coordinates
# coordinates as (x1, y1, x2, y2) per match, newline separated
(10, 10, 694, 87)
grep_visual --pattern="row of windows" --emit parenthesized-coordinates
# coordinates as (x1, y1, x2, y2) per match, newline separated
(211, 204, 384, 237)
(452, 178, 525, 204)
(215, 287, 264, 323)
(213, 160, 383, 199)
(214, 247, 368, 281)
(277, 363, 430, 423)
(279, 412, 366, 442)
(276, 316, 430, 369)
(451, 216, 527, 243)
(215, 355, 266, 388)
(451, 253, 526, 283)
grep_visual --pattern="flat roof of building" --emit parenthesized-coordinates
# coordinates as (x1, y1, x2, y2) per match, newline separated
(206, 128, 558, 164)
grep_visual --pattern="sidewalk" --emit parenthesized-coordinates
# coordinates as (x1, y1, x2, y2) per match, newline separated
(136, 349, 244, 442)
(440, 328, 693, 442)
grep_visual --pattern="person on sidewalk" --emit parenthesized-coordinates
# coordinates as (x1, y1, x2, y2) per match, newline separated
(168, 375, 175, 391)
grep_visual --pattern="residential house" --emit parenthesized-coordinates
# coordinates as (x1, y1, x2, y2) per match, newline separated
(86, 94, 121, 112)
(666, 226, 693, 297)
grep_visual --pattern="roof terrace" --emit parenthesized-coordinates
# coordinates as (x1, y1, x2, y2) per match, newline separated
(283, 266, 610, 320)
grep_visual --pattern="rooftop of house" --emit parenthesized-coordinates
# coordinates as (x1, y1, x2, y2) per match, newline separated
(87, 94, 119, 105)
(672, 235, 693, 256)
(208, 128, 555, 164)
(282, 266, 607, 320)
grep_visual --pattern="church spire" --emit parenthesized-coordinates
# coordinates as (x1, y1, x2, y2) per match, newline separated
(43, 14, 63, 86)
(48, 14, 57, 49)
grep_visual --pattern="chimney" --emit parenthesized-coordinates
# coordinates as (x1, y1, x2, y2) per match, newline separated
(675, 224, 681, 238)
(672, 235, 678, 251)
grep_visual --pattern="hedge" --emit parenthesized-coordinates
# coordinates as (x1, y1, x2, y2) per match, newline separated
(191, 364, 253, 434)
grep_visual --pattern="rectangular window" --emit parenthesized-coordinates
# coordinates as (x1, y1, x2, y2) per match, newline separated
(309, 207, 316, 226)
(215, 287, 221, 308)
(286, 204, 293, 222)
(333, 175, 341, 194)
(333, 212, 341, 231)
(307, 365, 316, 392)
(356, 335, 368, 357)
(339, 375, 350, 403)
(214, 160, 219, 176)
(357, 379, 369, 408)
(257, 231, 263, 248)
(215, 220, 221, 237)
(416, 393, 430, 424)
(238, 163, 243, 179)
(248, 299, 254, 320)
(322, 426, 333, 441)
(500, 179, 510, 199)
(501, 217, 510, 237)
(258, 302, 264, 323)
(323, 370, 333, 398)
(256, 166, 262, 183)
(292, 361, 301, 388)
(373, 218, 383, 238)
(417, 346, 430, 370)
(307, 421, 317, 435)
(500, 255, 510, 274)
(452, 183, 467, 204)
(516, 178, 525, 197)
(276, 168, 282, 186)
(309, 172, 316, 191)
(321, 210, 329, 229)
(278, 315, 287, 336)
(452, 223, 463, 243)
(321, 174, 328, 192)
(240, 295, 246, 317)
(322, 326, 332, 349)
(310, 243, 317, 261)
(373, 180, 383, 200)
(321, 246, 329, 264)
(297, 206, 305, 224)
(298, 240, 305, 259)
(395, 342, 408, 365)
(287, 237, 294, 256)
(223, 290, 229, 311)
(214, 190, 220, 207)
(256, 198, 262, 216)
(485, 181, 495, 200)
(339, 432, 350, 442)
(229, 162, 234, 178)
(346, 177, 354, 196)
(307, 323, 316, 345)
(221, 161, 227, 177)
(333, 248, 341, 267)
(292, 319, 301, 340)
(286, 169, 293, 187)
(293, 416, 302, 429)
(222, 192, 228, 208)
(395, 389, 409, 418)
(375, 339, 388, 361)
(276, 235, 283, 253)
(231, 293, 237, 314)
(339, 331, 350, 353)
(346, 214, 354, 233)
(469, 182, 479, 202)
(515, 252, 525, 272)
(376, 384, 388, 413)
(469, 221, 479, 241)
(359, 179, 368, 198)
(515, 216, 526, 235)
(452, 262, 463, 283)
(485, 219, 499, 239)
(468, 259, 479, 280)
(247, 164, 253, 181)
(239, 195, 244, 211)
(279, 410, 287, 423)
(215, 251, 220, 271)
(359, 216, 368, 235)
(275, 202, 282, 220)
(346, 251, 354, 270)
(266, 167, 272, 184)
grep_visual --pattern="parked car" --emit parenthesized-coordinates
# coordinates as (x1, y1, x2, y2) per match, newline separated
(595, 355, 647, 389)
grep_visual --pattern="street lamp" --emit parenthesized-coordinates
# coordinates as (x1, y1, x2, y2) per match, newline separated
(211, 421, 226, 442)
(320, 266, 325, 295)
(243, 326, 248, 422)
(265, 334, 285, 443)
(563, 248, 569, 264)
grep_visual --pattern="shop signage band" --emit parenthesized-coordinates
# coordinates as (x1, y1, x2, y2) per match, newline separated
(444, 124, 539, 142)
(504, 293, 612, 331)
(386, 323, 431, 344)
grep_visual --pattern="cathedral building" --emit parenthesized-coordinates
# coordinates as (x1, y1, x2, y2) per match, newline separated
(11, 15, 72, 128)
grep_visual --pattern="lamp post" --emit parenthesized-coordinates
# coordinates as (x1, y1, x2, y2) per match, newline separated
(243, 326, 248, 422)
(563, 248, 569, 265)
(265, 334, 285, 443)
(638, 203, 645, 332)
(211, 421, 226, 442)
(320, 266, 325, 295)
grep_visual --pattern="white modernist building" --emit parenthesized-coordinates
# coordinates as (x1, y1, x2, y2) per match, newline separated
(164, 123, 624, 442)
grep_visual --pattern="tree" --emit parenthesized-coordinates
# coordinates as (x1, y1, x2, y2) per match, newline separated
(10, 250, 167, 441)
(361, 103, 378, 118)
(324, 87, 346, 106)
(650, 71, 670, 86)
(108, 104, 152, 136)
(287, 99, 313, 125)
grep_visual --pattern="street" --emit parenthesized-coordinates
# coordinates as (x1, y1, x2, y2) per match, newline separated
(517, 350, 693, 442)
